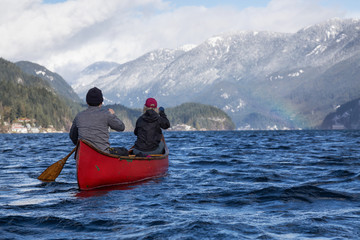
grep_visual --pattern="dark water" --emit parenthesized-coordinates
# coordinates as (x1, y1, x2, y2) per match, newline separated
(1, 130, 360, 239)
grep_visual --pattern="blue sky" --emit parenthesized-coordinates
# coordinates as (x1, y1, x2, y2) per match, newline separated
(320, 0, 360, 10)
(42, 0, 360, 12)
(2, 0, 359, 82)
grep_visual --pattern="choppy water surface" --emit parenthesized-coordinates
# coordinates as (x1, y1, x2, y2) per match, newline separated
(1, 130, 360, 239)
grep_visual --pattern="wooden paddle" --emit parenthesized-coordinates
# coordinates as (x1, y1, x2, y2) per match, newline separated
(37, 147, 77, 182)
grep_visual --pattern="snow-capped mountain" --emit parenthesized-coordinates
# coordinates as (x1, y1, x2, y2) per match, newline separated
(72, 18, 360, 129)
(72, 49, 185, 105)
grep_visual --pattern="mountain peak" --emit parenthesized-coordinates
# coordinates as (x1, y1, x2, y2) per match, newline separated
(81, 61, 120, 75)
(177, 44, 197, 52)
(297, 18, 360, 40)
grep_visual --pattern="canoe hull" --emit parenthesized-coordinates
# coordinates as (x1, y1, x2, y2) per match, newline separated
(76, 140, 169, 190)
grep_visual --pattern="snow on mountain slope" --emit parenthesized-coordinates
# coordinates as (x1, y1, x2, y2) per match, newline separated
(72, 61, 120, 99)
(73, 18, 360, 129)
(74, 49, 186, 106)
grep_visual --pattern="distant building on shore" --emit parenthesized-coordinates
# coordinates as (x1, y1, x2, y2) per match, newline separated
(4, 118, 61, 133)
(11, 123, 28, 133)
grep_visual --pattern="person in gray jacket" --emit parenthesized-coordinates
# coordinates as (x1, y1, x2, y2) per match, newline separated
(69, 87, 125, 154)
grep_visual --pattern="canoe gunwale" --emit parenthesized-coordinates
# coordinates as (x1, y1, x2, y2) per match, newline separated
(78, 139, 169, 160)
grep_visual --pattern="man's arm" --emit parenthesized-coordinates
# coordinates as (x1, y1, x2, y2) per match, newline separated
(107, 108, 125, 132)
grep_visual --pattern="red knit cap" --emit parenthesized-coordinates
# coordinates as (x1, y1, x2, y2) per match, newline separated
(145, 98, 157, 108)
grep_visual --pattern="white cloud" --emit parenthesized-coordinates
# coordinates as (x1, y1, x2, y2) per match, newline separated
(0, 0, 349, 82)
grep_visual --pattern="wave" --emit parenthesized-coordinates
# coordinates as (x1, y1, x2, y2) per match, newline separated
(248, 185, 354, 203)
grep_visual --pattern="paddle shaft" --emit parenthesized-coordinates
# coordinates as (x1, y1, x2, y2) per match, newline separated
(37, 147, 77, 182)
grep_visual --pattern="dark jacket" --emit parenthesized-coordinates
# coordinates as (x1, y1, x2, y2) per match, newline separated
(69, 106, 125, 152)
(134, 109, 170, 151)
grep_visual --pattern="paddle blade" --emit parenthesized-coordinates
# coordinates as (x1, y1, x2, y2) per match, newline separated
(37, 147, 76, 182)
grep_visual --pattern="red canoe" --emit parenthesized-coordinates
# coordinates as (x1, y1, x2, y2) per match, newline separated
(76, 139, 169, 190)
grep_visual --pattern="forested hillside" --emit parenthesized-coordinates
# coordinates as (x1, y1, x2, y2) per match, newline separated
(15, 60, 84, 119)
(106, 102, 235, 131)
(164, 102, 235, 131)
(16, 61, 82, 103)
(0, 58, 73, 131)
(321, 97, 360, 129)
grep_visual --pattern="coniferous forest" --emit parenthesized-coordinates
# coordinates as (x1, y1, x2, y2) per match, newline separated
(0, 58, 74, 131)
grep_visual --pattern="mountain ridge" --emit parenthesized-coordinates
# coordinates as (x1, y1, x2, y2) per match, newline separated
(321, 97, 360, 129)
(16, 61, 82, 103)
(72, 18, 360, 129)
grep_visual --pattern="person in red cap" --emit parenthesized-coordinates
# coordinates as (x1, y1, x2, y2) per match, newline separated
(133, 97, 170, 156)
